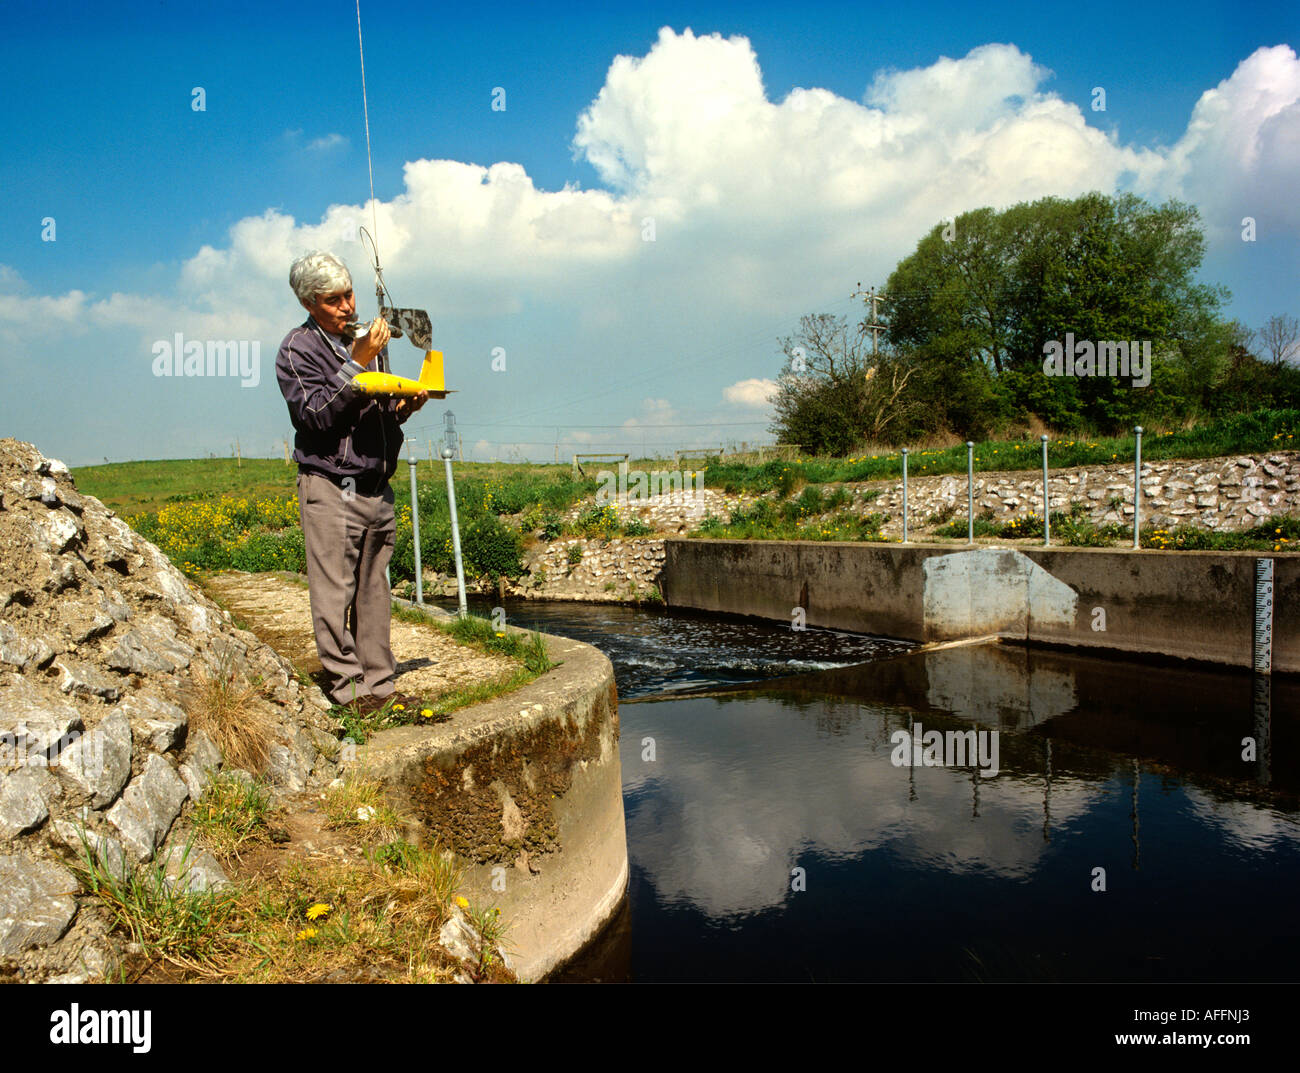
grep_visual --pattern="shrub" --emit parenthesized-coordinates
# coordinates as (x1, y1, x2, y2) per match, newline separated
(461, 514, 522, 579)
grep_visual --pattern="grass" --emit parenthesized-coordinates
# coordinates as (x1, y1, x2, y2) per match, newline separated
(699, 409, 1298, 494)
(70, 458, 296, 516)
(213, 841, 495, 983)
(693, 492, 889, 542)
(323, 774, 407, 845)
(75, 814, 515, 982)
(72, 830, 241, 975)
(190, 773, 272, 858)
(334, 610, 557, 743)
(98, 832, 513, 983)
(930, 508, 1300, 550)
(185, 647, 275, 774)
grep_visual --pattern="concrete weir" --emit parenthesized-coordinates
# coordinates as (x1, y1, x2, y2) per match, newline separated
(357, 629, 628, 982)
(662, 540, 1299, 673)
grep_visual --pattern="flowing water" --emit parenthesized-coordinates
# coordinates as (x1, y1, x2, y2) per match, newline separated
(438, 597, 1300, 983)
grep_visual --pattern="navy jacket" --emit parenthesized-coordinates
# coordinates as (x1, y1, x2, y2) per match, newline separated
(275, 316, 410, 492)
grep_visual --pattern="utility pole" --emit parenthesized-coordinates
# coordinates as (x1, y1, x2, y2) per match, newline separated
(235, 438, 242, 468)
(853, 285, 888, 356)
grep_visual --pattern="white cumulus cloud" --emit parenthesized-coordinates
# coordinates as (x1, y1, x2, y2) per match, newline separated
(723, 378, 779, 408)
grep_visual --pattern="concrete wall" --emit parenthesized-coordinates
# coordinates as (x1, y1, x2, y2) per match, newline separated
(357, 628, 627, 982)
(661, 540, 1299, 674)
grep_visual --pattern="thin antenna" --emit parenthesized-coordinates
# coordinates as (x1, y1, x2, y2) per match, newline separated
(356, 0, 379, 264)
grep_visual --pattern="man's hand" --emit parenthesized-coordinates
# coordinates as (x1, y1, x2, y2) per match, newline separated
(395, 390, 430, 420)
(351, 316, 390, 368)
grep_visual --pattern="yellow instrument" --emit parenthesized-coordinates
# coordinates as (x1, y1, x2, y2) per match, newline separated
(353, 350, 450, 398)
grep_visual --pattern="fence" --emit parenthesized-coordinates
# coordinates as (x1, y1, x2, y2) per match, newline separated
(892, 427, 1148, 548)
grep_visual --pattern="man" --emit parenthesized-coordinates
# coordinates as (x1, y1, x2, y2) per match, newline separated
(275, 250, 429, 710)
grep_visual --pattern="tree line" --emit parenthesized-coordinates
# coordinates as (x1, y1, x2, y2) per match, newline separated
(773, 192, 1300, 454)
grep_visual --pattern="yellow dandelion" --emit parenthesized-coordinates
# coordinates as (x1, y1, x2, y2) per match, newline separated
(306, 903, 332, 921)
(455, 895, 470, 909)
(295, 927, 318, 942)
(421, 708, 433, 718)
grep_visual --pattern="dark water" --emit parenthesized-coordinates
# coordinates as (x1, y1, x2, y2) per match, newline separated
(439, 597, 1300, 983)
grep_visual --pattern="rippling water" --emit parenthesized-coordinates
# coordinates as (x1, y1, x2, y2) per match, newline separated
(436, 597, 1300, 982)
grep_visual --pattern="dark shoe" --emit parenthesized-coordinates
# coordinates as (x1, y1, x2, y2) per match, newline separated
(341, 693, 387, 715)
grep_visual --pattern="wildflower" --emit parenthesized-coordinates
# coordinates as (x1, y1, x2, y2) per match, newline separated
(306, 902, 332, 921)
(392, 703, 405, 712)
(295, 927, 318, 942)
(456, 896, 470, 909)
(421, 708, 433, 718)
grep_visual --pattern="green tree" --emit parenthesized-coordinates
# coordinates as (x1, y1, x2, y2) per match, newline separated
(885, 192, 1231, 433)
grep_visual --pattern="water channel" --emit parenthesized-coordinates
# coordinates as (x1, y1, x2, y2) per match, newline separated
(437, 596, 1300, 983)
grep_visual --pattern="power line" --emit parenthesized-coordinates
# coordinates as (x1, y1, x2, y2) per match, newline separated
(405, 290, 863, 437)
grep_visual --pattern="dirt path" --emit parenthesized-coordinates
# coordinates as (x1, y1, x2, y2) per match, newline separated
(201, 570, 518, 701)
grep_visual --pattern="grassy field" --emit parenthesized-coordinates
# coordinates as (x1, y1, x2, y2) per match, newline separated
(71, 408, 1299, 571)
(69, 457, 593, 517)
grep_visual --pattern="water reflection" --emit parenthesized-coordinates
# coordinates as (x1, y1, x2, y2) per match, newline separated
(485, 601, 1299, 982)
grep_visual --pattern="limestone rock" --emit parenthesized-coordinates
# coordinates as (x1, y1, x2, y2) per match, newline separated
(158, 842, 229, 892)
(0, 855, 78, 955)
(55, 710, 133, 809)
(0, 676, 84, 756)
(105, 616, 193, 674)
(264, 742, 310, 792)
(69, 611, 115, 644)
(54, 658, 122, 702)
(105, 754, 189, 861)
(34, 510, 83, 554)
(0, 621, 55, 671)
(120, 694, 188, 753)
(438, 904, 482, 965)
(186, 730, 223, 774)
(52, 821, 128, 877)
(0, 769, 52, 838)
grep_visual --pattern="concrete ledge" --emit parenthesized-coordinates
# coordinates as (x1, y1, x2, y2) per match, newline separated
(356, 627, 628, 982)
(662, 540, 1298, 673)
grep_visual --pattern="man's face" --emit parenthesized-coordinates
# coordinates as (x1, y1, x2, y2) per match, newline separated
(303, 287, 356, 336)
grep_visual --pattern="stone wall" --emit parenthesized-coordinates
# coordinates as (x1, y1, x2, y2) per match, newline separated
(865, 451, 1300, 537)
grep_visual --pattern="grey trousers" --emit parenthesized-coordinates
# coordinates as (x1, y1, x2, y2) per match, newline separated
(297, 471, 397, 705)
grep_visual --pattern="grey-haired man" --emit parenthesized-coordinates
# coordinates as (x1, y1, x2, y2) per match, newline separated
(275, 250, 428, 709)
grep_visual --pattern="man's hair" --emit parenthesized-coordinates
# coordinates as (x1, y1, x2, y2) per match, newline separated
(289, 251, 352, 305)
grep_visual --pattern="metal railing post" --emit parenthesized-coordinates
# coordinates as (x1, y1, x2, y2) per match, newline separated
(1133, 425, 1143, 550)
(444, 446, 468, 618)
(1041, 434, 1050, 547)
(407, 441, 423, 606)
(901, 448, 909, 543)
(966, 441, 975, 545)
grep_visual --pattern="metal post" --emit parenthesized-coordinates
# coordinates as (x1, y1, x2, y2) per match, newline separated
(443, 447, 467, 618)
(1041, 435, 1050, 546)
(443, 410, 468, 617)
(901, 448, 909, 543)
(1133, 425, 1143, 549)
(966, 441, 975, 544)
(407, 442, 423, 606)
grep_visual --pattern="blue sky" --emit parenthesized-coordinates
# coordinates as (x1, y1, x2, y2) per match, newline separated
(3, 0, 1298, 465)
